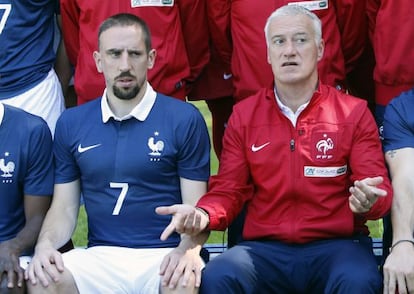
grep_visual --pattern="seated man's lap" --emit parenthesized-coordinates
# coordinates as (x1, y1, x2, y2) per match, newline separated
(201, 238, 381, 293)
(62, 246, 173, 293)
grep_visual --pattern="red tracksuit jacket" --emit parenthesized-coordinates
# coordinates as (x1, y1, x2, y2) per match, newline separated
(198, 84, 392, 243)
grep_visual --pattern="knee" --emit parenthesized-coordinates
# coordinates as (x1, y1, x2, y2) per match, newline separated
(328, 268, 382, 293)
(0, 275, 25, 294)
(161, 274, 197, 294)
(200, 258, 256, 294)
(26, 280, 57, 294)
(26, 270, 78, 294)
(201, 259, 236, 284)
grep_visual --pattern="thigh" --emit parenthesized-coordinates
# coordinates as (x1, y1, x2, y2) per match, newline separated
(201, 241, 296, 294)
(63, 247, 172, 294)
(308, 238, 382, 294)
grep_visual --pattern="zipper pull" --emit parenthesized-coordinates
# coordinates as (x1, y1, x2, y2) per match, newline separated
(290, 139, 295, 151)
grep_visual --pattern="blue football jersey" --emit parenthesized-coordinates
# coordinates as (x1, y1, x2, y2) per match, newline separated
(383, 89, 414, 152)
(54, 94, 210, 248)
(0, 0, 58, 98)
(0, 104, 53, 242)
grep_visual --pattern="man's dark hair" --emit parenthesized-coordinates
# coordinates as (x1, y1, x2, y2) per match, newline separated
(98, 13, 152, 52)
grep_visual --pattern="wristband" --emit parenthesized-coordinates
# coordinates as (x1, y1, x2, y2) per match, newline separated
(195, 207, 210, 228)
(389, 239, 414, 253)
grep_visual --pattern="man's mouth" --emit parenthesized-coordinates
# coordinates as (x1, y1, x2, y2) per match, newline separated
(117, 77, 133, 82)
(116, 77, 135, 88)
(282, 62, 298, 67)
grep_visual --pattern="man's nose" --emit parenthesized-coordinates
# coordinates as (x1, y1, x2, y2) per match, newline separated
(119, 51, 131, 71)
(283, 40, 297, 56)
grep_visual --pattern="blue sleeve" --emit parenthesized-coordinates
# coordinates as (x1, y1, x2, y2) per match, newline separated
(25, 120, 54, 196)
(383, 92, 414, 152)
(176, 104, 211, 181)
(54, 112, 80, 184)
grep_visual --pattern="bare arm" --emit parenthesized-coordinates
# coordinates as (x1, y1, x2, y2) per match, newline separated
(177, 177, 210, 253)
(383, 147, 414, 294)
(54, 15, 73, 101)
(159, 178, 209, 289)
(0, 195, 51, 289)
(25, 180, 81, 287)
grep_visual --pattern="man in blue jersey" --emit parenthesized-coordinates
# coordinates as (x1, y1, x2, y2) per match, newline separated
(0, 0, 66, 134)
(0, 102, 54, 294)
(382, 90, 414, 294)
(25, 13, 210, 294)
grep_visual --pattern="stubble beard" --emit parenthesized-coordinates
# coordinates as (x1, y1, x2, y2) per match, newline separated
(112, 84, 140, 100)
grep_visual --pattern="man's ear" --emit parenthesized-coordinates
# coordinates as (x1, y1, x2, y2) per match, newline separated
(93, 51, 103, 73)
(317, 39, 325, 61)
(147, 49, 156, 70)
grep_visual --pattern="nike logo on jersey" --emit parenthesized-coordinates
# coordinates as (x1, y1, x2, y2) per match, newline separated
(223, 73, 233, 80)
(251, 142, 270, 152)
(78, 143, 102, 153)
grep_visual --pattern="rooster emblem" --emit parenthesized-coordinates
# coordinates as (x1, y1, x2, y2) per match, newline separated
(0, 158, 15, 178)
(148, 137, 164, 156)
(316, 137, 334, 155)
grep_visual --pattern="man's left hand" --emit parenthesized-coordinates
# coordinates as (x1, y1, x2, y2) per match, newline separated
(349, 176, 387, 213)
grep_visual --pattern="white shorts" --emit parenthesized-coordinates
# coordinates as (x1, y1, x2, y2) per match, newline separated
(2, 69, 65, 135)
(62, 246, 174, 294)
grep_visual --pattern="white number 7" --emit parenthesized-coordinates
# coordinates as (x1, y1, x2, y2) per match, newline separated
(0, 4, 12, 35)
(110, 182, 129, 215)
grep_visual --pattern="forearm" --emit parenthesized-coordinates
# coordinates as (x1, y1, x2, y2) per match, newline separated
(36, 208, 77, 250)
(6, 216, 46, 255)
(391, 178, 414, 241)
(36, 182, 81, 249)
(385, 148, 414, 242)
(177, 231, 210, 252)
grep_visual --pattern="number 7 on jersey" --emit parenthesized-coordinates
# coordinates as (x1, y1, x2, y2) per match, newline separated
(0, 4, 11, 35)
(110, 182, 129, 215)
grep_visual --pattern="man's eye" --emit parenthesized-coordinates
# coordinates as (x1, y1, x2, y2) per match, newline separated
(110, 51, 121, 57)
(273, 39, 284, 45)
(295, 38, 307, 43)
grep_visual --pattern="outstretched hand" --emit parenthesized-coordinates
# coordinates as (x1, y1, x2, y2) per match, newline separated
(155, 204, 209, 241)
(348, 176, 387, 213)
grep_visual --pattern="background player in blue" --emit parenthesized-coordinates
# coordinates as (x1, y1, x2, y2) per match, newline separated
(0, 102, 53, 293)
(0, 0, 66, 134)
(382, 90, 414, 294)
(25, 13, 210, 294)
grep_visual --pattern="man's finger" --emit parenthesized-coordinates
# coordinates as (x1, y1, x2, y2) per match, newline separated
(160, 222, 177, 241)
(16, 268, 24, 288)
(155, 205, 176, 216)
(7, 269, 16, 288)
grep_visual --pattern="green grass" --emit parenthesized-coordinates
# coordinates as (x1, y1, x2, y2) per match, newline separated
(71, 101, 382, 247)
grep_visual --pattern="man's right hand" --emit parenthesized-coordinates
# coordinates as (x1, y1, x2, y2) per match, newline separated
(24, 242, 64, 287)
(155, 204, 210, 241)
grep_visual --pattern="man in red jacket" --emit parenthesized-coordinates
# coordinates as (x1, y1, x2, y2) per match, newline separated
(60, 0, 210, 104)
(157, 5, 392, 293)
(207, 0, 367, 103)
